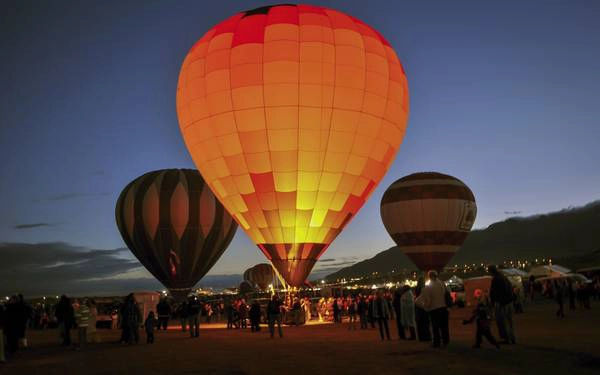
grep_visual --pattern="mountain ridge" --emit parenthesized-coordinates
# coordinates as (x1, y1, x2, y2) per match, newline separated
(325, 200, 600, 280)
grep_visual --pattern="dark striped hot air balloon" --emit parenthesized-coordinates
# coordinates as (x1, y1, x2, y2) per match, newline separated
(115, 169, 238, 300)
(243, 263, 276, 290)
(380, 172, 477, 272)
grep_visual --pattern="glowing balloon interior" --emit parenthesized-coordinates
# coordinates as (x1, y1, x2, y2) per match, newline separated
(380, 172, 477, 272)
(177, 4, 409, 286)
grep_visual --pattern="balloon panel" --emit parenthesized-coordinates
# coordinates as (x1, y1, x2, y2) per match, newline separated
(177, 4, 409, 285)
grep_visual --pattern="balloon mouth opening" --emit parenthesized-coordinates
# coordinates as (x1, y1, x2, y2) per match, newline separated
(168, 287, 192, 301)
(257, 242, 329, 287)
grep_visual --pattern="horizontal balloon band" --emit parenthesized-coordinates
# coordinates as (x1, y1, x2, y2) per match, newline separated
(392, 172, 463, 183)
(391, 231, 470, 246)
(385, 179, 468, 189)
(397, 244, 458, 254)
(405, 252, 456, 272)
(257, 242, 328, 261)
(380, 185, 475, 204)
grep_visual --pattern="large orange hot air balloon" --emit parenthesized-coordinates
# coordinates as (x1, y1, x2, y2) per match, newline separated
(115, 169, 238, 300)
(380, 172, 477, 271)
(177, 4, 409, 286)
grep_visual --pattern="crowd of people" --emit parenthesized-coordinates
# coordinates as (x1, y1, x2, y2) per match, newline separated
(1, 267, 599, 363)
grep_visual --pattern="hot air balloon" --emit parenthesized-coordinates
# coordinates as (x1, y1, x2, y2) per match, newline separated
(380, 172, 477, 271)
(239, 280, 255, 295)
(176, 4, 409, 286)
(115, 169, 238, 300)
(243, 263, 277, 290)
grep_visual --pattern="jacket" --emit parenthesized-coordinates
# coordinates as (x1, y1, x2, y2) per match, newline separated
(372, 297, 390, 319)
(489, 274, 513, 306)
(415, 279, 448, 312)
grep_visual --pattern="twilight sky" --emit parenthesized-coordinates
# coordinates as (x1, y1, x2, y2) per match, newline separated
(1, 0, 599, 293)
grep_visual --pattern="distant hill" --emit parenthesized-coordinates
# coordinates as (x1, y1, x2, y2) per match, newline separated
(325, 200, 600, 280)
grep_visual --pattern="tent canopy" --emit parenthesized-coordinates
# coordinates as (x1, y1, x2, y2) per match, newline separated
(536, 273, 591, 284)
(529, 264, 570, 278)
(501, 268, 529, 277)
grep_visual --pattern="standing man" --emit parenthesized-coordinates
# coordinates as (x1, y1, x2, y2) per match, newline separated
(332, 298, 340, 324)
(121, 294, 141, 344)
(0, 302, 5, 363)
(373, 290, 391, 341)
(156, 298, 171, 331)
(55, 295, 75, 346)
(302, 297, 312, 323)
(249, 299, 261, 332)
(267, 295, 283, 338)
(74, 299, 90, 349)
(415, 270, 450, 348)
(488, 265, 517, 344)
(291, 297, 302, 326)
(186, 296, 201, 338)
(392, 289, 405, 339)
(357, 295, 368, 329)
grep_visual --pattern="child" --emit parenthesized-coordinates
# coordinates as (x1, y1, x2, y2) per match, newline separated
(463, 291, 500, 349)
(145, 311, 157, 344)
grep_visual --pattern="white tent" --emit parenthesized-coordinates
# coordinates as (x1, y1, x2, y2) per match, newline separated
(529, 264, 570, 278)
(501, 268, 529, 278)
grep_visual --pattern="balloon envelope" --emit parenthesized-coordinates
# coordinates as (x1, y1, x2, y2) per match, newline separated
(115, 169, 238, 300)
(176, 4, 409, 286)
(243, 263, 276, 290)
(380, 172, 477, 271)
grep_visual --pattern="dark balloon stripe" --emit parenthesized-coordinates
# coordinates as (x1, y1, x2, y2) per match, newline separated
(392, 172, 462, 183)
(381, 184, 475, 204)
(404, 251, 456, 272)
(115, 169, 237, 299)
(391, 231, 469, 246)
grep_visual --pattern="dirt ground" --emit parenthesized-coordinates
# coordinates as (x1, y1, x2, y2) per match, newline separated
(2, 301, 599, 375)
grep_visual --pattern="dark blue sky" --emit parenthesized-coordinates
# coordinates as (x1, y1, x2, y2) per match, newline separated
(1, 0, 599, 276)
